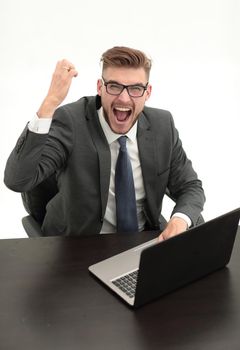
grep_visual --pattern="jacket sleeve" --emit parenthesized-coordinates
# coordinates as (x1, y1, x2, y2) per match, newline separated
(4, 106, 74, 192)
(167, 115, 206, 226)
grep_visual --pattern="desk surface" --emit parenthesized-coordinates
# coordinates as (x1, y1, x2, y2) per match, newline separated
(0, 228, 239, 350)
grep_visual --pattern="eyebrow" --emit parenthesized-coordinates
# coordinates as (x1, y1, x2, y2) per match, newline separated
(104, 79, 147, 87)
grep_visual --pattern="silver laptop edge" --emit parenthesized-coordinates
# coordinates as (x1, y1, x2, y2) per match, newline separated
(88, 238, 158, 305)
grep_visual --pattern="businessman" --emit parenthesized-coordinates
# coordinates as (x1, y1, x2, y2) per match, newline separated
(4, 46, 205, 240)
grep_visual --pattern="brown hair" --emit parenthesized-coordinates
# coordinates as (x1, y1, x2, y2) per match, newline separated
(101, 46, 152, 79)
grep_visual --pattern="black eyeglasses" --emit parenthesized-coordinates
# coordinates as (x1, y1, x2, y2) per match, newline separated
(102, 78, 148, 98)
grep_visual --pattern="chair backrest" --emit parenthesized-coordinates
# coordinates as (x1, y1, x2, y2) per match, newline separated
(21, 174, 58, 225)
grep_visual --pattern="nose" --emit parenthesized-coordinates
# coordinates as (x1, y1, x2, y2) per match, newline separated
(118, 87, 131, 102)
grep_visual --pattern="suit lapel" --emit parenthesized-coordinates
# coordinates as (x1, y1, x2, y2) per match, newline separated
(137, 112, 159, 225)
(85, 97, 111, 220)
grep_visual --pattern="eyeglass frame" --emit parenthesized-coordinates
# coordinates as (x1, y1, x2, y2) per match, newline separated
(102, 77, 149, 98)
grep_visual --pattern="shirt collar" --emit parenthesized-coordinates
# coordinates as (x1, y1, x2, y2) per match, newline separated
(98, 107, 137, 145)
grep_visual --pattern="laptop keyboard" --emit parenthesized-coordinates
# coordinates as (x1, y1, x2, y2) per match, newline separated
(112, 269, 139, 298)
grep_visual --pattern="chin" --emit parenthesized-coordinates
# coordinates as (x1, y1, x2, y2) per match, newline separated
(112, 123, 131, 135)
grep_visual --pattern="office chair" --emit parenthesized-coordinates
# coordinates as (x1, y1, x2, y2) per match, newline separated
(21, 174, 58, 237)
(21, 177, 204, 237)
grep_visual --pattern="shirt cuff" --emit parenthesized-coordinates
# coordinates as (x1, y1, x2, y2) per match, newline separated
(28, 114, 52, 134)
(171, 212, 192, 228)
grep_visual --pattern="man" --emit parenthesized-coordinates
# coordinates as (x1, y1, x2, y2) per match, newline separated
(4, 46, 205, 240)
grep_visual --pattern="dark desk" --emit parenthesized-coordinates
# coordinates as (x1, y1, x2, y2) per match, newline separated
(0, 228, 239, 350)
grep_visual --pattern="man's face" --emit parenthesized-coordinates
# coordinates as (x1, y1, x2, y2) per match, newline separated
(97, 67, 152, 134)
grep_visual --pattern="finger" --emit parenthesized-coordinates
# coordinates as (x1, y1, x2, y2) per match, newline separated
(61, 65, 78, 78)
(57, 59, 76, 74)
(61, 58, 75, 68)
(69, 68, 78, 78)
(158, 234, 164, 242)
(62, 65, 74, 72)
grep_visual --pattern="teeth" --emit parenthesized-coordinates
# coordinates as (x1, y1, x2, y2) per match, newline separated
(115, 107, 131, 112)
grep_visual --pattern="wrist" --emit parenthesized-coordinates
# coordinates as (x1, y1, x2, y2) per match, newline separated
(37, 96, 59, 118)
(172, 212, 192, 228)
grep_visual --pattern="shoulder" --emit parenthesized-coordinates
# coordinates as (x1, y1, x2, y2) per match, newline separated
(52, 96, 98, 127)
(142, 106, 174, 129)
(57, 95, 97, 116)
(143, 105, 172, 119)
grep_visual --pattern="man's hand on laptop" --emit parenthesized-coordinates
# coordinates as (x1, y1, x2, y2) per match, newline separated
(158, 217, 188, 242)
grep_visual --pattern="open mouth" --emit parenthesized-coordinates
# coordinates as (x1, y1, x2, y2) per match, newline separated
(113, 107, 132, 122)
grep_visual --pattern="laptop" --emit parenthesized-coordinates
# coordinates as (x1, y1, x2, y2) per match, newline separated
(89, 208, 240, 308)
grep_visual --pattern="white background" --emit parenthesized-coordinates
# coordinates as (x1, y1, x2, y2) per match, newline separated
(0, 0, 239, 239)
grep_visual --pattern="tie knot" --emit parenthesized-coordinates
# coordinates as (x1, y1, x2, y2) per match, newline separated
(118, 136, 127, 150)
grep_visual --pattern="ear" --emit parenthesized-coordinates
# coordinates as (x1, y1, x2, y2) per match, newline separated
(145, 84, 152, 101)
(97, 79, 103, 96)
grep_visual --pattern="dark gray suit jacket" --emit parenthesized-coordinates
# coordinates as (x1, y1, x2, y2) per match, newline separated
(4, 95, 205, 236)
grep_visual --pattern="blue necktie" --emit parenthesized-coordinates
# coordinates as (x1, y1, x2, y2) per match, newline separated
(115, 136, 138, 232)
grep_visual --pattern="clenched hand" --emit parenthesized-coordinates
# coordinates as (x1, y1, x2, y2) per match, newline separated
(37, 59, 78, 118)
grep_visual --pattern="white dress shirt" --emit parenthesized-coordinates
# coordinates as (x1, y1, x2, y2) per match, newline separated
(28, 109, 191, 232)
